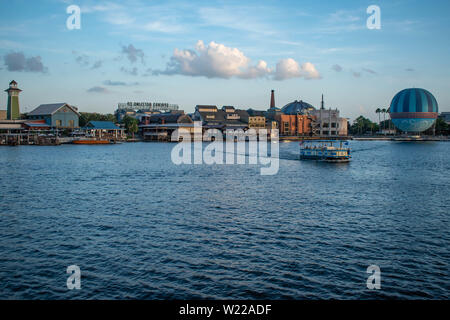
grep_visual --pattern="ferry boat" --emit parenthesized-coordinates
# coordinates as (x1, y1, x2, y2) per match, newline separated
(300, 140, 351, 163)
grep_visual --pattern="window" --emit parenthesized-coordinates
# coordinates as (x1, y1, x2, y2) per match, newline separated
(55, 120, 62, 127)
(68, 120, 74, 128)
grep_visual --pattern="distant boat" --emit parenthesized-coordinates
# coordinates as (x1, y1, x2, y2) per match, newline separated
(300, 140, 351, 163)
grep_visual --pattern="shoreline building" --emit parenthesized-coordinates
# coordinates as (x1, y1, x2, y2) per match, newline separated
(5, 80, 22, 120)
(28, 103, 80, 128)
(193, 105, 249, 132)
(310, 95, 348, 136)
(139, 111, 194, 141)
(115, 102, 179, 122)
(277, 100, 315, 136)
(247, 109, 267, 133)
(85, 121, 126, 140)
(277, 94, 348, 137)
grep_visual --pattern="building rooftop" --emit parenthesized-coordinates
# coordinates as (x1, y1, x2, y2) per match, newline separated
(28, 103, 80, 116)
(281, 100, 316, 115)
(86, 121, 122, 130)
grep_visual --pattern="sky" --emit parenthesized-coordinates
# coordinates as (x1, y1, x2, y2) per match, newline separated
(0, 0, 449, 121)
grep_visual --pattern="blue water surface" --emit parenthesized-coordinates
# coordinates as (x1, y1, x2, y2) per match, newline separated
(0, 141, 448, 299)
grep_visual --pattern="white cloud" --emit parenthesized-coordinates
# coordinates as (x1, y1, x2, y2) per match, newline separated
(274, 58, 321, 80)
(156, 40, 265, 79)
(154, 40, 320, 81)
(240, 60, 272, 79)
(143, 21, 184, 34)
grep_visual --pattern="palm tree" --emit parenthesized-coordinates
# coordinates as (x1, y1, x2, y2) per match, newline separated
(376, 108, 381, 133)
(381, 108, 387, 135)
(387, 107, 391, 134)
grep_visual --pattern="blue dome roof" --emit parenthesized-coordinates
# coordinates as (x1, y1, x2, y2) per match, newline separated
(281, 100, 316, 115)
(390, 88, 438, 114)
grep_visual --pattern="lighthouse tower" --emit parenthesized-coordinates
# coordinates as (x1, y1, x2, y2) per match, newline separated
(5, 80, 22, 120)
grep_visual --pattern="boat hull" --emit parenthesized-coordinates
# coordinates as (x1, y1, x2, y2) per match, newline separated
(73, 140, 110, 145)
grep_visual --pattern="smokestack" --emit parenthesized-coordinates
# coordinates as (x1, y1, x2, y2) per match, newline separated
(321, 94, 324, 110)
(270, 90, 275, 109)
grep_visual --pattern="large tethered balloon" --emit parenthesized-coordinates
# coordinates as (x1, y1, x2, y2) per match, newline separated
(389, 88, 438, 132)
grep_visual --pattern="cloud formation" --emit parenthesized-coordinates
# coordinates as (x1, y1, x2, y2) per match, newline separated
(72, 51, 103, 70)
(121, 44, 145, 64)
(91, 60, 103, 69)
(87, 86, 109, 93)
(154, 40, 320, 81)
(103, 80, 139, 86)
(332, 64, 343, 72)
(120, 66, 138, 76)
(362, 68, 376, 74)
(3, 52, 48, 73)
(274, 59, 321, 80)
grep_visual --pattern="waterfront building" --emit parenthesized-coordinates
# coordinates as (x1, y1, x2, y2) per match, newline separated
(279, 95, 348, 137)
(5, 80, 22, 120)
(276, 113, 313, 136)
(115, 102, 179, 122)
(139, 111, 194, 141)
(247, 109, 266, 130)
(309, 108, 347, 137)
(28, 103, 80, 128)
(85, 121, 125, 139)
(193, 105, 248, 131)
(23, 120, 51, 131)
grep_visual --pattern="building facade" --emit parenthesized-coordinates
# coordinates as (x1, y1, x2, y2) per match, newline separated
(275, 114, 313, 136)
(139, 111, 194, 141)
(85, 121, 125, 139)
(279, 95, 348, 137)
(193, 105, 249, 131)
(28, 103, 80, 128)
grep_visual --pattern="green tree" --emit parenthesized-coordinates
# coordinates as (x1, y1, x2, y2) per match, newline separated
(381, 108, 387, 134)
(350, 116, 379, 135)
(122, 115, 139, 138)
(375, 108, 381, 132)
(79, 112, 117, 127)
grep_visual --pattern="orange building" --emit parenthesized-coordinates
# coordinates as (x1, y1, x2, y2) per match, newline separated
(275, 114, 313, 136)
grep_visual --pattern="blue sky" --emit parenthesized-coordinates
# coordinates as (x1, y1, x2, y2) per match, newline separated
(0, 0, 449, 121)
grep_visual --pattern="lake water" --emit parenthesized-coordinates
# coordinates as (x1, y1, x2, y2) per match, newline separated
(0, 141, 449, 299)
